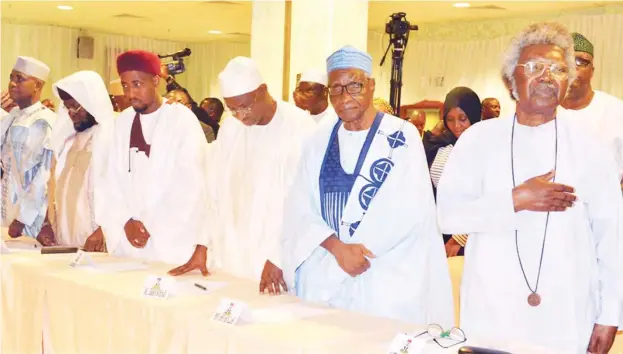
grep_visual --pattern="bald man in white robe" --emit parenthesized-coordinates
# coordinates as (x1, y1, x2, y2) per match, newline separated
(169, 57, 315, 295)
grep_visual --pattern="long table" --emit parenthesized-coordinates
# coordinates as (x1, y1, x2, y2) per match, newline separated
(0, 243, 617, 354)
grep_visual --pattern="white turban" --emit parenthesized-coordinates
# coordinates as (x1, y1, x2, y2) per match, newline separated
(299, 69, 328, 86)
(13, 56, 51, 81)
(218, 56, 264, 98)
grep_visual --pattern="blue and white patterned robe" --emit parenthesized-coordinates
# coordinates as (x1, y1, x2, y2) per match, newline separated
(1, 102, 56, 237)
(282, 112, 454, 326)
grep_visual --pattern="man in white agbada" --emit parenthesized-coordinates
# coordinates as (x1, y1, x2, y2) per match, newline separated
(561, 32, 623, 186)
(281, 46, 454, 326)
(437, 23, 622, 353)
(47, 71, 114, 251)
(1, 56, 56, 242)
(101, 50, 208, 266)
(169, 57, 315, 295)
(293, 69, 334, 123)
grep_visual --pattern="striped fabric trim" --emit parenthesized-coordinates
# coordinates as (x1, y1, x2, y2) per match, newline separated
(430, 145, 454, 188)
(452, 234, 468, 247)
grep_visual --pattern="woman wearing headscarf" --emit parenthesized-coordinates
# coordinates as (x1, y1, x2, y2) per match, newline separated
(423, 86, 481, 257)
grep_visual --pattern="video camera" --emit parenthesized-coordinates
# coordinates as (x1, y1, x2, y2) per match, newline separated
(385, 12, 418, 38)
(158, 48, 191, 75)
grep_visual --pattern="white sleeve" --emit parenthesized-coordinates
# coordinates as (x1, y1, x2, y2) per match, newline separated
(437, 127, 518, 235)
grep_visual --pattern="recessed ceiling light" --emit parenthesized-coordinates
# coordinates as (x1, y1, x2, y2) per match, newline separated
(57, 5, 73, 10)
(453, 3, 471, 8)
(208, 30, 223, 35)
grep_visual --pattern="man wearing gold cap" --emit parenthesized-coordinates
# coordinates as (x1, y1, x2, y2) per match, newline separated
(1, 56, 56, 242)
(562, 32, 623, 188)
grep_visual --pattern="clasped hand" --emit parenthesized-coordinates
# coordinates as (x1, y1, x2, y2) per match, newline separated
(512, 170, 577, 212)
(331, 241, 376, 277)
(124, 219, 150, 248)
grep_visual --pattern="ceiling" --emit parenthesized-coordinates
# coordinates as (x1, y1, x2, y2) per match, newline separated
(1, 1, 621, 43)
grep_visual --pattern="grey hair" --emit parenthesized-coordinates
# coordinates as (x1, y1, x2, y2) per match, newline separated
(502, 22, 577, 100)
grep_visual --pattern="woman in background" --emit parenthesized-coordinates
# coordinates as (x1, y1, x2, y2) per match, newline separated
(423, 86, 481, 257)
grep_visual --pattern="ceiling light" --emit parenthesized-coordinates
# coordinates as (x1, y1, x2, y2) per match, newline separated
(57, 5, 73, 10)
(208, 30, 223, 35)
(453, 3, 471, 8)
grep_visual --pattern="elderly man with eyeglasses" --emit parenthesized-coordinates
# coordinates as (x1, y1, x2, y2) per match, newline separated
(169, 57, 315, 296)
(562, 33, 623, 189)
(437, 23, 622, 353)
(281, 46, 454, 326)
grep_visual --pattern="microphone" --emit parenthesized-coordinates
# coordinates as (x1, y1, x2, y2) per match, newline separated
(158, 48, 191, 59)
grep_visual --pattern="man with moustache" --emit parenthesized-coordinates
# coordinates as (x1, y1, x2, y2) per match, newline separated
(481, 97, 501, 120)
(1, 56, 56, 242)
(561, 32, 623, 187)
(437, 23, 621, 353)
(46, 71, 115, 251)
(100, 50, 208, 265)
(281, 46, 453, 325)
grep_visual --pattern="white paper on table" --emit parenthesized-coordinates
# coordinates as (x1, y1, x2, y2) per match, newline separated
(251, 302, 331, 323)
(3, 238, 41, 250)
(78, 261, 150, 273)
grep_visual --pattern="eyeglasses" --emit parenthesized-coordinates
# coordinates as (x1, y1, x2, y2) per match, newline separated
(67, 105, 83, 114)
(226, 94, 257, 117)
(575, 57, 592, 68)
(413, 324, 467, 349)
(517, 61, 569, 79)
(328, 82, 366, 96)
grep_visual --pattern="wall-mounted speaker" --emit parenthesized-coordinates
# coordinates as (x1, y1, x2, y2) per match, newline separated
(77, 36, 94, 59)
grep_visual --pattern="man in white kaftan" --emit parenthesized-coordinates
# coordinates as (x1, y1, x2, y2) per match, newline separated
(169, 57, 315, 294)
(101, 50, 208, 265)
(437, 23, 622, 353)
(282, 46, 454, 326)
(561, 32, 623, 184)
(1, 56, 56, 241)
(49, 71, 115, 251)
(294, 69, 335, 124)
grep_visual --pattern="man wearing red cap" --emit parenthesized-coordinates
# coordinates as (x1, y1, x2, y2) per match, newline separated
(99, 50, 209, 267)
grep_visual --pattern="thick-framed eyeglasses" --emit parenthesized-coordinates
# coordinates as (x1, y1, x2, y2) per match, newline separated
(413, 324, 467, 349)
(226, 93, 258, 117)
(517, 61, 569, 79)
(328, 81, 366, 96)
(575, 57, 592, 68)
(67, 105, 84, 114)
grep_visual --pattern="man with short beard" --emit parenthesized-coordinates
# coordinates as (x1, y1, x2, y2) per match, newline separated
(100, 50, 208, 266)
(46, 71, 115, 251)
(562, 32, 623, 187)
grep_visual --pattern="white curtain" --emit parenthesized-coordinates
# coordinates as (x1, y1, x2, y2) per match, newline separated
(368, 5, 623, 118)
(0, 22, 249, 103)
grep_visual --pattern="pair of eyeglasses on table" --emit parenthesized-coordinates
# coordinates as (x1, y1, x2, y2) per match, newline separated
(413, 324, 467, 349)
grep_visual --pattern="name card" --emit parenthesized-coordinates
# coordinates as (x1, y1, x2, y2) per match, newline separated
(387, 333, 426, 354)
(211, 298, 251, 325)
(142, 275, 176, 300)
(69, 250, 95, 267)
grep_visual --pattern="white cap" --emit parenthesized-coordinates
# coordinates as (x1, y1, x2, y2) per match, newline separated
(109, 79, 124, 96)
(299, 69, 327, 86)
(13, 56, 50, 81)
(218, 57, 264, 98)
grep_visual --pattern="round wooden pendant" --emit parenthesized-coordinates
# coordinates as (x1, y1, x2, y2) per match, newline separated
(527, 292, 541, 307)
